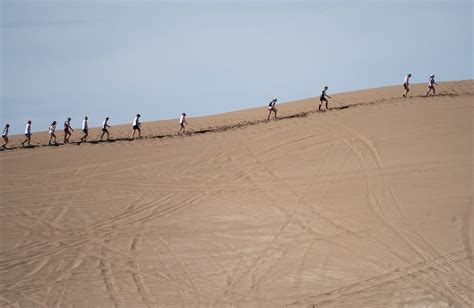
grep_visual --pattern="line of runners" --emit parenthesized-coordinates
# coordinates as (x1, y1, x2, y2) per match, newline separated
(1, 112, 189, 149)
(266, 74, 437, 120)
(2, 74, 438, 149)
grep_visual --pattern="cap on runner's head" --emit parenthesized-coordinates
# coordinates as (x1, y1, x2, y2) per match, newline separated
(430, 74, 435, 78)
(182, 112, 186, 116)
(28, 120, 31, 124)
(408, 73, 412, 77)
(67, 117, 71, 121)
(106, 117, 109, 120)
(6, 124, 10, 127)
(52, 121, 56, 125)
(85, 116, 88, 120)
(324, 86, 328, 89)
(137, 114, 141, 117)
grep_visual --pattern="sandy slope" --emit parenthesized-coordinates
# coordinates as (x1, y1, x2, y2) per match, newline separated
(0, 80, 472, 307)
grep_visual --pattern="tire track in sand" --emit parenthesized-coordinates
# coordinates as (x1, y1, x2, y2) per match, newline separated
(220, 139, 310, 301)
(224, 133, 359, 303)
(128, 237, 152, 308)
(326, 117, 473, 306)
(336, 120, 473, 278)
(292, 249, 471, 307)
(461, 195, 473, 270)
(99, 254, 120, 308)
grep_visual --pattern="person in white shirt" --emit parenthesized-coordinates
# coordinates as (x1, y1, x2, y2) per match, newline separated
(132, 114, 141, 140)
(80, 116, 89, 143)
(267, 98, 278, 120)
(64, 117, 73, 144)
(48, 121, 57, 145)
(319, 86, 332, 111)
(2, 124, 9, 148)
(403, 73, 412, 98)
(177, 113, 188, 135)
(101, 117, 111, 141)
(426, 74, 437, 96)
(21, 120, 32, 147)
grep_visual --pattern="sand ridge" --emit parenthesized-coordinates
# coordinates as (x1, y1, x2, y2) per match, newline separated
(1, 81, 472, 152)
(0, 80, 473, 307)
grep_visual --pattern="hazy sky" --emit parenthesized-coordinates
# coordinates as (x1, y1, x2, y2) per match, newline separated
(1, 0, 472, 133)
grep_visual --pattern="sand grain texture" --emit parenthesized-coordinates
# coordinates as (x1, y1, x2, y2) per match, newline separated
(1, 81, 473, 307)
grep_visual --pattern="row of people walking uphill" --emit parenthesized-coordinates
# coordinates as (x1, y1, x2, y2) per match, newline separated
(1, 74, 439, 149)
(266, 74, 438, 120)
(47, 116, 112, 146)
(1, 112, 189, 149)
(268, 74, 438, 120)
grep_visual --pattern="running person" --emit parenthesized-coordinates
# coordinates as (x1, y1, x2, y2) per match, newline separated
(101, 117, 111, 141)
(21, 120, 32, 147)
(426, 74, 437, 96)
(403, 73, 412, 97)
(132, 114, 141, 139)
(177, 113, 188, 135)
(80, 116, 89, 142)
(267, 98, 278, 120)
(319, 86, 332, 111)
(64, 117, 73, 143)
(2, 124, 10, 148)
(48, 121, 57, 145)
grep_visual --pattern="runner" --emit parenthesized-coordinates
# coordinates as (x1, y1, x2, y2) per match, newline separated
(2, 124, 9, 148)
(64, 117, 73, 143)
(48, 121, 57, 145)
(403, 73, 412, 97)
(101, 117, 111, 141)
(132, 114, 141, 140)
(267, 98, 278, 120)
(21, 120, 32, 147)
(80, 116, 89, 142)
(426, 74, 437, 96)
(177, 113, 188, 135)
(319, 86, 332, 111)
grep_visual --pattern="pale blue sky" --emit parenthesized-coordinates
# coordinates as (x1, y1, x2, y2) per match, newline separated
(1, 0, 472, 133)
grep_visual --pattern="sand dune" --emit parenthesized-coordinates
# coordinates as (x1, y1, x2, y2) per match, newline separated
(0, 80, 473, 307)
